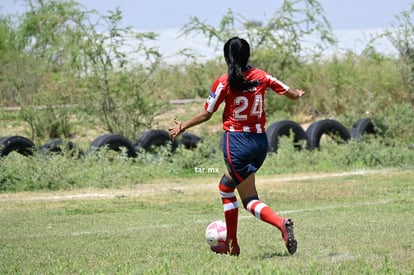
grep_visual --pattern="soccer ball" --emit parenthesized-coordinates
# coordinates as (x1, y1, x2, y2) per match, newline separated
(205, 220, 227, 246)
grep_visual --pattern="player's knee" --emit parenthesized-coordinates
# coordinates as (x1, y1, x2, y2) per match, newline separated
(219, 174, 236, 189)
(242, 195, 259, 209)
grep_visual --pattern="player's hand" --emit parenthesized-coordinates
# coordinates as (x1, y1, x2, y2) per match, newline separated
(168, 117, 184, 141)
(297, 89, 306, 97)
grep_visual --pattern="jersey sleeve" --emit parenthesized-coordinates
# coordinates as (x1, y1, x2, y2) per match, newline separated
(204, 78, 226, 113)
(265, 73, 290, 95)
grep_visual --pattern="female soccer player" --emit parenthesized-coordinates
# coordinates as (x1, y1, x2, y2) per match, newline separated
(168, 36, 305, 256)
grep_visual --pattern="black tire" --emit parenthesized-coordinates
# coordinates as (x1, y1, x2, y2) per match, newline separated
(180, 133, 203, 149)
(306, 119, 350, 150)
(266, 120, 308, 153)
(0, 135, 36, 157)
(88, 134, 137, 158)
(39, 139, 84, 158)
(134, 130, 178, 153)
(350, 118, 378, 140)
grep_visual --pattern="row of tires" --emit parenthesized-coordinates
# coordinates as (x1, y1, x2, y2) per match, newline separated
(267, 117, 377, 152)
(0, 118, 378, 158)
(0, 130, 202, 158)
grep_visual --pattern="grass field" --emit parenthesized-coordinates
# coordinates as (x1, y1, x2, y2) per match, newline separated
(1, 168, 413, 274)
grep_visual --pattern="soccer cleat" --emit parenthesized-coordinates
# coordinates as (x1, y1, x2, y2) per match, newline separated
(281, 218, 297, 255)
(210, 240, 240, 256)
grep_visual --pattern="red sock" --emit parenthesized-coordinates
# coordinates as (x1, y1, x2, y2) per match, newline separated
(218, 182, 238, 245)
(245, 199, 283, 230)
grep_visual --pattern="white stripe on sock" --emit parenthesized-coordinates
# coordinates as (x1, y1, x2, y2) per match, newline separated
(254, 202, 267, 219)
(220, 191, 236, 198)
(223, 201, 238, 211)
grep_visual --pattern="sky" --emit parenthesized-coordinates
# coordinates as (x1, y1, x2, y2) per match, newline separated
(1, 0, 412, 31)
(1, 0, 412, 62)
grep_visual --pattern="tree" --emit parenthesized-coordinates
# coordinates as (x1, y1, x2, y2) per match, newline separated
(2, 0, 163, 141)
(0, 15, 23, 106)
(180, 0, 336, 63)
(179, 0, 336, 115)
(388, 3, 414, 100)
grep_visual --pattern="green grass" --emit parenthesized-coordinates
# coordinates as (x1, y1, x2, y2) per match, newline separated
(1, 168, 413, 274)
(1, 133, 414, 192)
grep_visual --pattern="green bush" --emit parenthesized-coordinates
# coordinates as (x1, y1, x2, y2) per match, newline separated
(1, 132, 413, 192)
(1, 0, 414, 193)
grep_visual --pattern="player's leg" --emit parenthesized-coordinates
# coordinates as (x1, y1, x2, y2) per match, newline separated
(219, 175, 240, 254)
(211, 132, 242, 255)
(218, 132, 296, 254)
(237, 173, 297, 255)
(237, 173, 283, 230)
(211, 173, 240, 255)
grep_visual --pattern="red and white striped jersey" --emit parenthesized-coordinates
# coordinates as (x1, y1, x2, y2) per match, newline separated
(204, 67, 289, 133)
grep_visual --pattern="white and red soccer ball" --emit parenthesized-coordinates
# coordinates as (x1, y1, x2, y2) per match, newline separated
(205, 220, 227, 246)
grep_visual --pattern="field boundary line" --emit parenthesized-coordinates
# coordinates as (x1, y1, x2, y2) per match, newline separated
(0, 168, 407, 203)
(265, 168, 397, 183)
(72, 199, 392, 237)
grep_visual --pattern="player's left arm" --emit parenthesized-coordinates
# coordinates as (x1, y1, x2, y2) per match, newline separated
(284, 88, 306, 100)
(168, 109, 212, 141)
(266, 72, 306, 99)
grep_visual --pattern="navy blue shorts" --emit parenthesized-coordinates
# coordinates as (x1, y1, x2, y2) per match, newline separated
(222, 132, 268, 185)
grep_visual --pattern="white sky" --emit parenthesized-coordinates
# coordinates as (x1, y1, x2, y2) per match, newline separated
(1, 0, 411, 62)
(1, 0, 413, 30)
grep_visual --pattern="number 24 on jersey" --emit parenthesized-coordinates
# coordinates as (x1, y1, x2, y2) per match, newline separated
(233, 94, 263, 120)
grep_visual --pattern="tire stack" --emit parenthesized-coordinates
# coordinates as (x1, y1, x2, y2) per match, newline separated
(0, 118, 383, 158)
(265, 118, 380, 153)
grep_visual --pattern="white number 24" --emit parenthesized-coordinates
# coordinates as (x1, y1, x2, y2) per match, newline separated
(234, 94, 263, 120)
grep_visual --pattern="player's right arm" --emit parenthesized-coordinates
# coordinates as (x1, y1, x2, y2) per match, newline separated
(179, 109, 213, 132)
(169, 77, 226, 141)
(181, 79, 224, 130)
(205, 78, 226, 113)
(168, 109, 212, 141)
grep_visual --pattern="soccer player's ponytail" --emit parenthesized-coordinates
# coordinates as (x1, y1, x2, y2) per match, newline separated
(224, 37, 259, 92)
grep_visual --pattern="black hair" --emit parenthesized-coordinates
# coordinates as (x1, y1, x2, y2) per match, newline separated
(223, 37, 259, 92)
